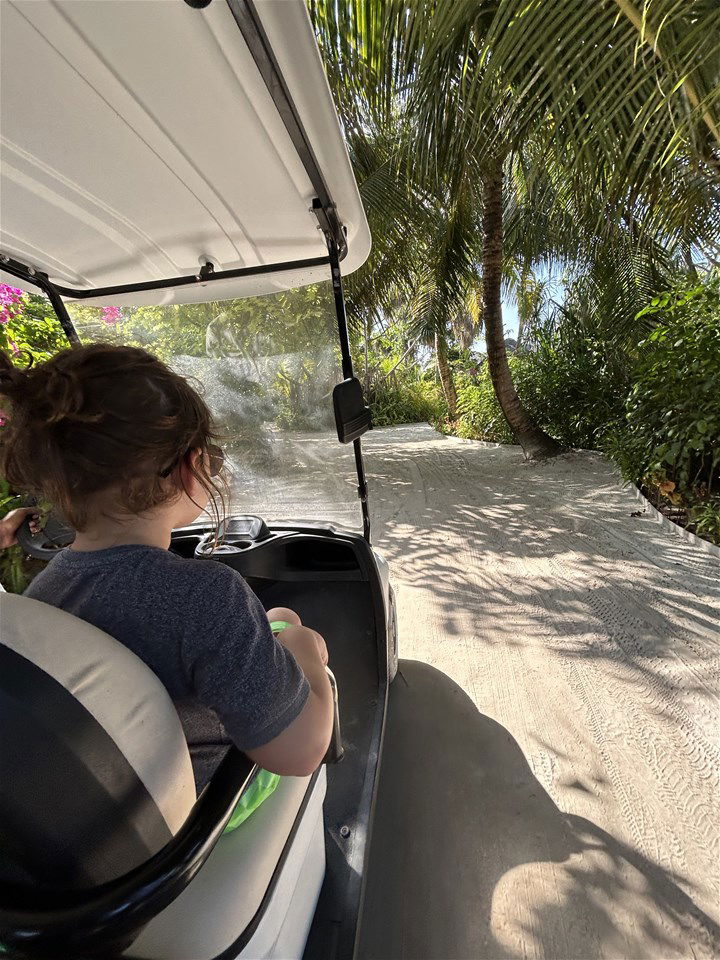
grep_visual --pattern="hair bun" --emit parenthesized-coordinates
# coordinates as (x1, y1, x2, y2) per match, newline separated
(43, 366, 100, 424)
(0, 351, 100, 426)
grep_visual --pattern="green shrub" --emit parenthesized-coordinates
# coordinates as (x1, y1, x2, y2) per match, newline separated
(0, 287, 68, 365)
(454, 332, 627, 450)
(0, 476, 30, 593)
(602, 272, 720, 542)
(455, 367, 515, 443)
(513, 334, 628, 450)
(369, 374, 446, 427)
(689, 497, 720, 544)
(610, 274, 720, 492)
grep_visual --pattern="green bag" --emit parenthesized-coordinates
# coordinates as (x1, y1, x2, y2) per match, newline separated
(223, 768, 281, 833)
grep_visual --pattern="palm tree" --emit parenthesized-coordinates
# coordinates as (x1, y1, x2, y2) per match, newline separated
(311, 0, 719, 459)
(481, 159, 563, 457)
(343, 122, 483, 420)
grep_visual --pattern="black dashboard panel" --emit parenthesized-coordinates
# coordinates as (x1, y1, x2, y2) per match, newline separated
(171, 522, 366, 583)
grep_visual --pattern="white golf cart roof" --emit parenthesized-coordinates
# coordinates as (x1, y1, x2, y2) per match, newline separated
(0, 0, 370, 306)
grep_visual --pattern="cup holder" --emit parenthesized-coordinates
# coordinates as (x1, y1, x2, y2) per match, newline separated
(193, 516, 272, 559)
(194, 535, 254, 559)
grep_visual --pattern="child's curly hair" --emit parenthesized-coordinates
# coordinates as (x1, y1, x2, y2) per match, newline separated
(0, 343, 225, 531)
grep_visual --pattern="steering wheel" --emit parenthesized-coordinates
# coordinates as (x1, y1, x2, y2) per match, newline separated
(16, 510, 75, 559)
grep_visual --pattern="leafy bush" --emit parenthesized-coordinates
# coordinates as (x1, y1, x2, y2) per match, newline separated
(0, 476, 46, 593)
(273, 360, 334, 431)
(452, 271, 720, 544)
(453, 328, 627, 450)
(455, 367, 515, 443)
(612, 275, 720, 490)
(369, 374, 446, 427)
(689, 497, 720, 544)
(0, 286, 68, 365)
(512, 331, 628, 450)
(603, 273, 720, 542)
(0, 476, 28, 592)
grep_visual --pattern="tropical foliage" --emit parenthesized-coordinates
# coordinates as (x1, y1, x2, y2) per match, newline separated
(308, 0, 719, 540)
(605, 273, 720, 540)
(0, 285, 67, 364)
(311, 0, 720, 461)
(453, 271, 720, 543)
(2, 2, 719, 552)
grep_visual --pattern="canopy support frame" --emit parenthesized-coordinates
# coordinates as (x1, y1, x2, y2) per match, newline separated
(0, 252, 333, 302)
(326, 234, 371, 544)
(0, 257, 79, 346)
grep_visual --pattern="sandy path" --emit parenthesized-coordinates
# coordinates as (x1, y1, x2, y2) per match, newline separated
(360, 425, 720, 959)
(238, 421, 719, 957)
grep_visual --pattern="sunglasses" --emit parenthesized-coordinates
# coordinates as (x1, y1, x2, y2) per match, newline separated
(160, 443, 225, 479)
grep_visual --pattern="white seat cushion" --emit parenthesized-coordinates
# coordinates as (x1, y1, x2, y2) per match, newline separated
(127, 769, 326, 960)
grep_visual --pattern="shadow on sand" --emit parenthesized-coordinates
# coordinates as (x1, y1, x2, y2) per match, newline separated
(356, 660, 719, 960)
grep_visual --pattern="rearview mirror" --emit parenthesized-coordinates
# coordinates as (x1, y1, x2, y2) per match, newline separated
(333, 377, 371, 444)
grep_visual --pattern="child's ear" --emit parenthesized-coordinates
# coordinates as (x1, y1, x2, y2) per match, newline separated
(177, 448, 204, 492)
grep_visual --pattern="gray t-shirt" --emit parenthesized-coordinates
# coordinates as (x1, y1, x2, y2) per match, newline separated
(25, 545, 309, 790)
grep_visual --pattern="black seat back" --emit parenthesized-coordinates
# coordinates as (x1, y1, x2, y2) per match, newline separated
(0, 593, 196, 889)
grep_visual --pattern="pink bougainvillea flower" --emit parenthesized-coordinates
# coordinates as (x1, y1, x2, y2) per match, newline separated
(0, 284, 23, 302)
(9, 339, 19, 355)
(0, 283, 24, 324)
(101, 305, 122, 325)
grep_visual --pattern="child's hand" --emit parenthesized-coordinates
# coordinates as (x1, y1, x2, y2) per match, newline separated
(0, 508, 41, 550)
(277, 624, 329, 667)
(266, 606, 302, 628)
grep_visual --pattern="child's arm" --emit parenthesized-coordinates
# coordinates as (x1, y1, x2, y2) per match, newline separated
(246, 625, 333, 776)
(184, 567, 334, 779)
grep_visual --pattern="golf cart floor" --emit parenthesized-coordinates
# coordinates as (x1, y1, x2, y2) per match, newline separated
(356, 659, 720, 960)
(256, 578, 380, 960)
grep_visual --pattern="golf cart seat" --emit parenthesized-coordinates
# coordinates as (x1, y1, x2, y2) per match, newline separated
(0, 593, 327, 959)
(0, 593, 196, 890)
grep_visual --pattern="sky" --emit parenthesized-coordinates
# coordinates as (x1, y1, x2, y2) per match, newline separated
(472, 296, 520, 353)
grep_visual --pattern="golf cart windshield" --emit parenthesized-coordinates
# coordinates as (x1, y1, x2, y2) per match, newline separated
(66, 283, 360, 529)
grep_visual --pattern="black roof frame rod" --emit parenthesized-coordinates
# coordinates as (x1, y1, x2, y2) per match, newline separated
(0, 251, 332, 304)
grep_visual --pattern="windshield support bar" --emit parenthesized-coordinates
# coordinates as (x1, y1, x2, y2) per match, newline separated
(43, 277, 81, 346)
(327, 237, 371, 543)
(0, 257, 79, 346)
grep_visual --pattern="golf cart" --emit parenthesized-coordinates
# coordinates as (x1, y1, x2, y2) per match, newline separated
(0, 1, 397, 957)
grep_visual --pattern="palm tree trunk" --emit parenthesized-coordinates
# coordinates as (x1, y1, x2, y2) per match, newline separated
(482, 161, 561, 460)
(435, 330, 457, 420)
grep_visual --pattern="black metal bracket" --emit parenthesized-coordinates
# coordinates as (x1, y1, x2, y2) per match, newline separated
(197, 260, 215, 281)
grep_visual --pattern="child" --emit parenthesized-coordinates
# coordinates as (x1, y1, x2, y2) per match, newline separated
(0, 344, 333, 794)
